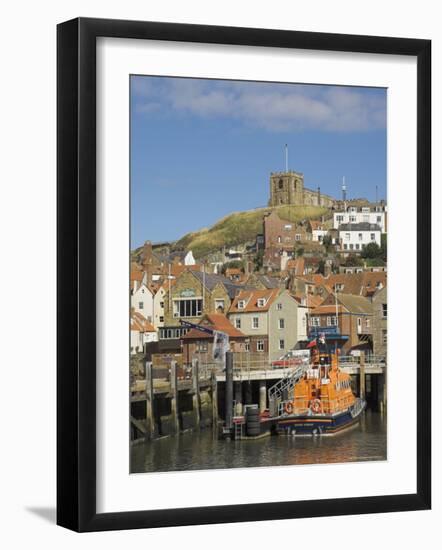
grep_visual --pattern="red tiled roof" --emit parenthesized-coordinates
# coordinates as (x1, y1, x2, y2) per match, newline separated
(183, 313, 245, 339)
(130, 311, 156, 332)
(130, 270, 144, 282)
(228, 288, 279, 313)
(310, 221, 325, 231)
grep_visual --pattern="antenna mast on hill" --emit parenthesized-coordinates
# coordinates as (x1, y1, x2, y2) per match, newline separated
(342, 176, 347, 202)
(285, 144, 289, 172)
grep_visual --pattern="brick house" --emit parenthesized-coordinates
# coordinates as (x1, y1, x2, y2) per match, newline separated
(309, 292, 373, 353)
(263, 210, 312, 270)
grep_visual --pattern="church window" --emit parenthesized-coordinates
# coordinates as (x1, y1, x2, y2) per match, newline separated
(278, 179, 284, 189)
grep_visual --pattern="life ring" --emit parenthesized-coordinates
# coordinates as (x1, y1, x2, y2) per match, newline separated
(310, 399, 323, 414)
(284, 401, 294, 415)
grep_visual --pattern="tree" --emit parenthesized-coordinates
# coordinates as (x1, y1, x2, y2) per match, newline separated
(380, 233, 387, 262)
(221, 260, 245, 274)
(253, 251, 264, 272)
(342, 254, 364, 267)
(296, 247, 305, 257)
(322, 235, 333, 253)
(361, 242, 382, 259)
(318, 260, 326, 274)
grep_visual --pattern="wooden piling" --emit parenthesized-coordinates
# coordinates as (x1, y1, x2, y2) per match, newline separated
(170, 360, 179, 434)
(145, 361, 155, 439)
(192, 358, 201, 426)
(259, 380, 267, 413)
(225, 351, 233, 433)
(211, 371, 218, 434)
(359, 352, 366, 400)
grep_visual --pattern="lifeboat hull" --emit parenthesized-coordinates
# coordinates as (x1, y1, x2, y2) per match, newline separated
(275, 398, 366, 436)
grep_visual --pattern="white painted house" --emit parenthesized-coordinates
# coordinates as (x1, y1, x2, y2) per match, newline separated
(131, 283, 154, 323)
(153, 285, 167, 328)
(130, 311, 158, 354)
(333, 205, 387, 233)
(309, 220, 329, 242)
(338, 222, 382, 252)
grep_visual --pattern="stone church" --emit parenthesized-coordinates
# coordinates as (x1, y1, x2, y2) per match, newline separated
(268, 170, 336, 208)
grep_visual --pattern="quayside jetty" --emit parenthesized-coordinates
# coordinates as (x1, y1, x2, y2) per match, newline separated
(130, 349, 386, 442)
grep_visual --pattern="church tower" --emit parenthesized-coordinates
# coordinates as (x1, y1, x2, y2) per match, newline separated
(269, 171, 305, 207)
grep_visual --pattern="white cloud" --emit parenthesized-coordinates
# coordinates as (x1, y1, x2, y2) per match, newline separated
(132, 77, 386, 133)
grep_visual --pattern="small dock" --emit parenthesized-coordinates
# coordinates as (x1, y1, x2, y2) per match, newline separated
(130, 352, 386, 442)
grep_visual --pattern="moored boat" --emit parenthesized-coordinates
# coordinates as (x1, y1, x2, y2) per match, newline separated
(270, 338, 366, 436)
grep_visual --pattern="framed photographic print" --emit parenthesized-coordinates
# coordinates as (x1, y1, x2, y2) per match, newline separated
(57, 17, 431, 532)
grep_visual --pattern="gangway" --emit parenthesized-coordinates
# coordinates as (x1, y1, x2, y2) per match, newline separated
(268, 362, 310, 417)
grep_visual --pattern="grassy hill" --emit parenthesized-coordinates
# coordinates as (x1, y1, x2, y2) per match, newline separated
(174, 205, 330, 259)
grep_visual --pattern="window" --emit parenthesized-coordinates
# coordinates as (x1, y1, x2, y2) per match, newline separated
(295, 234, 301, 241)
(382, 329, 387, 345)
(279, 339, 285, 350)
(349, 244, 354, 250)
(345, 233, 350, 241)
(357, 318, 362, 327)
(350, 215, 356, 222)
(197, 341, 208, 352)
(343, 244, 348, 250)
(238, 300, 246, 309)
(310, 317, 320, 327)
(252, 317, 259, 329)
(370, 233, 376, 241)
(382, 303, 387, 318)
(336, 215, 344, 223)
(277, 236, 282, 243)
(366, 318, 370, 328)
(159, 301, 164, 308)
(173, 298, 202, 318)
(257, 340, 265, 352)
(278, 179, 283, 189)
(363, 215, 370, 223)
(277, 303, 282, 310)
(284, 224, 292, 230)
(279, 318, 285, 329)
(138, 302, 144, 309)
(235, 318, 241, 329)
(257, 298, 266, 307)
(355, 244, 360, 250)
(245, 342, 250, 352)
(215, 299, 225, 310)
(358, 233, 363, 241)
(377, 216, 382, 223)
(159, 316, 164, 323)
(327, 316, 338, 326)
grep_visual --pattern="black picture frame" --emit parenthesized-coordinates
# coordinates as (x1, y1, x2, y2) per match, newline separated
(57, 17, 431, 532)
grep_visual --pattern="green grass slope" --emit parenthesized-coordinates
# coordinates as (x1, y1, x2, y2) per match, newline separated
(175, 205, 330, 259)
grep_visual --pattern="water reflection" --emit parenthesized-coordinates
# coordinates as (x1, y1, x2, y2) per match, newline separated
(130, 410, 386, 474)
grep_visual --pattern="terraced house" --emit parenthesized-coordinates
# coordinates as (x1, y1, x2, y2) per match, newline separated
(161, 269, 244, 342)
(228, 288, 305, 361)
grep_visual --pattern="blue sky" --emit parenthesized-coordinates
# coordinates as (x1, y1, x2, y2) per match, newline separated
(130, 76, 386, 248)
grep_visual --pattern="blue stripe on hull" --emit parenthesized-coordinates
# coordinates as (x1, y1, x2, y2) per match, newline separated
(277, 409, 361, 435)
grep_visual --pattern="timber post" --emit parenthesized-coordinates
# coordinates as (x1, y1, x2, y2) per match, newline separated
(170, 360, 179, 434)
(192, 358, 201, 426)
(145, 361, 155, 439)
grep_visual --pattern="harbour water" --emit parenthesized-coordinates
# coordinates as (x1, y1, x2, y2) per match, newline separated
(130, 409, 386, 474)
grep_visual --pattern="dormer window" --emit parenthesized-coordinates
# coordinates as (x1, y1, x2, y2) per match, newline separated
(238, 300, 246, 309)
(257, 298, 266, 307)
